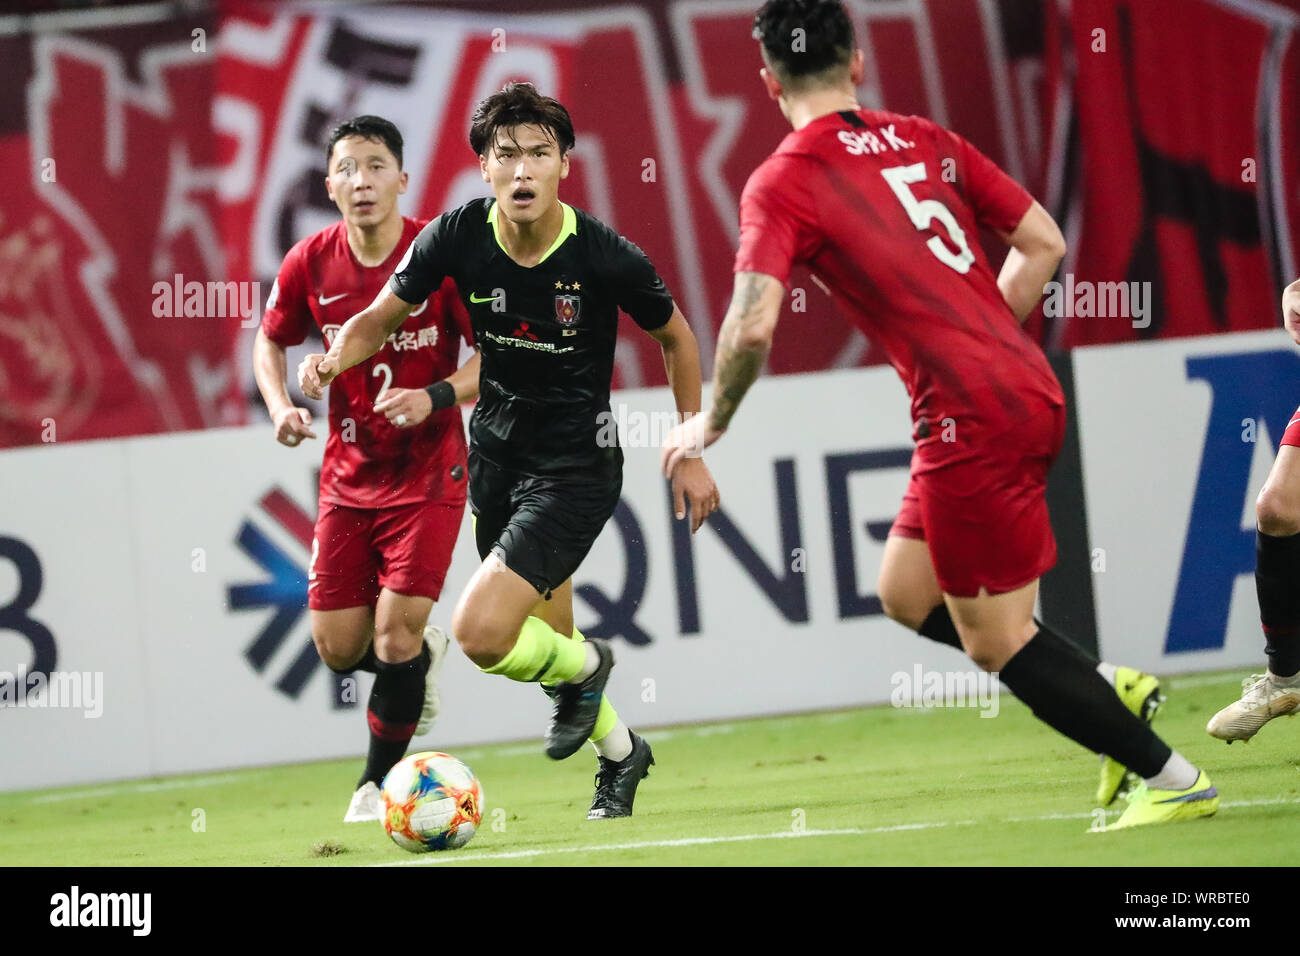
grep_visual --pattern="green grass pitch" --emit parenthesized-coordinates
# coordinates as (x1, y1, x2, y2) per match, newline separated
(2, 669, 1295, 866)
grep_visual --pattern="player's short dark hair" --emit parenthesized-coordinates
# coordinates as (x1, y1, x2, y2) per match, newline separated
(469, 82, 576, 158)
(752, 0, 855, 90)
(325, 115, 404, 170)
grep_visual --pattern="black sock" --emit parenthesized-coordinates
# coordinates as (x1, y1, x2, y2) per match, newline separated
(918, 605, 963, 650)
(359, 644, 430, 787)
(1258, 529, 1300, 678)
(326, 644, 380, 675)
(998, 625, 1171, 777)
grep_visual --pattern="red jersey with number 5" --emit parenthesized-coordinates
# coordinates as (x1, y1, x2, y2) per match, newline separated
(261, 216, 473, 509)
(735, 108, 1063, 448)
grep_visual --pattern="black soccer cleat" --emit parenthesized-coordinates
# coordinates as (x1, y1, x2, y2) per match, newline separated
(588, 731, 654, 820)
(544, 639, 614, 760)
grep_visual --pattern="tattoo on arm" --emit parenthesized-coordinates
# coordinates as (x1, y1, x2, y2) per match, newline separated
(709, 272, 778, 432)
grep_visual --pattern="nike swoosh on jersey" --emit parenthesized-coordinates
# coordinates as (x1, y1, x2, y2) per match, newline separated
(469, 292, 500, 303)
(318, 292, 347, 305)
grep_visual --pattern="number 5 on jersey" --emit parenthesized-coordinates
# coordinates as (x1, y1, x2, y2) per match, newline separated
(882, 163, 975, 274)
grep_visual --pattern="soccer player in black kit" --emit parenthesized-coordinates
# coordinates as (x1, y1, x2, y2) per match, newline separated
(301, 83, 719, 819)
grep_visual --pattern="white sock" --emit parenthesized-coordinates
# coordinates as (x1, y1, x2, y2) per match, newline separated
(572, 643, 600, 682)
(1096, 662, 1118, 687)
(1144, 751, 1198, 791)
(1270, 669, 1300, 687)
(592, 721, 633, 761)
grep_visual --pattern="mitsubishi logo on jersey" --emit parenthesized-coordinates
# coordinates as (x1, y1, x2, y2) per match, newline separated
(227, 485, 355, 707)
(512, 321, 540, 341)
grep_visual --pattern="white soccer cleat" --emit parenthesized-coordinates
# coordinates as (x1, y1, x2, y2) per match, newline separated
(343, 781, 382, 823)
(414, 623, 451, 737)
(1207, 673, 1300, 742)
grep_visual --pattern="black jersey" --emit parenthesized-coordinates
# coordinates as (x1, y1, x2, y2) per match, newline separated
(390, 198, 674, 476)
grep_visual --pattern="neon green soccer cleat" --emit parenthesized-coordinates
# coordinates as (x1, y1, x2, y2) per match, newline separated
(1106, 770, 1219, 830)
(1096, 667, 1165, 806)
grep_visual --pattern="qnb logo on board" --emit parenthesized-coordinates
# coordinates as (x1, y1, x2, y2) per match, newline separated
(1166, 349, 1300, 653)
(226, 486, 355, 707)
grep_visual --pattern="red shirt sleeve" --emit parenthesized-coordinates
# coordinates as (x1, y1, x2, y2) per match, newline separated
(260, 243, 314, 347)
(947, 129, 1035, 235)
(733, 154, 821, 284)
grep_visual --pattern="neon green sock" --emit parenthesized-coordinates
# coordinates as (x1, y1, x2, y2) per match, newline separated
(481, 616, 586, 683)
(538, 622, 619, 740)
(572, 625, 620, 739)
(591, 694, 618, 740)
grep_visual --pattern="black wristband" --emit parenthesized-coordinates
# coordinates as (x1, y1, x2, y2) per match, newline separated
(425, 380, 456, 411)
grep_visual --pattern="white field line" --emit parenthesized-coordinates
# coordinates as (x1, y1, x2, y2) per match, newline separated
(25, 772, 257, 804)
(368, 822, 980, 866)
(366, 794, 1300, 867)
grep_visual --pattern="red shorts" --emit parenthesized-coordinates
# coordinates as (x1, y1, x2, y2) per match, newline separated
(1284, 405, 1300, 447)
(890, 403, 1067, 597)
(308, 499, 464, 611)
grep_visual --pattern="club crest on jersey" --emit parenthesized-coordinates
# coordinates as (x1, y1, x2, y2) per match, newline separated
(555, 294, 581, 326)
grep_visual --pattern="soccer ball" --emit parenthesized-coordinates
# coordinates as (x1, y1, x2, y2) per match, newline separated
(380, 752, 484, 852)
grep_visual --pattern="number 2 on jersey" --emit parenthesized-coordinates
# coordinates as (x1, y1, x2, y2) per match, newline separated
(372, 362, 393, 400)
(881, 162, 975, 274)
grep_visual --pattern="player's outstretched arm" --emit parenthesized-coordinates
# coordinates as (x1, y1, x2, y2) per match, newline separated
(253, 328, 318, 446)
(1282, 277, 1300, 346)
(300, 288, 414, 399)
(996, 200, 1066, 322)
(661, 271, 783, 477)
(646, 307, 719, 532)
(375, 350, 482, 429)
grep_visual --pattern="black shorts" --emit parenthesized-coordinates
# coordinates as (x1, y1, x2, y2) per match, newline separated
(469, 448, 622, 595)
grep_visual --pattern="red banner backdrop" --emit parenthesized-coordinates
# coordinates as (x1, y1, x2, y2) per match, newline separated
(0, 16, 245, 448)
(2, 0, 1297, 448)
(1045, 0, 1300, 349)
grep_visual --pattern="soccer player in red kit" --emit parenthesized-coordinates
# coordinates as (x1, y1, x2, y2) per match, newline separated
(1208, 278, 1300, 740)
(664, 0, 1218, 828)
(253, 116, 479, 823)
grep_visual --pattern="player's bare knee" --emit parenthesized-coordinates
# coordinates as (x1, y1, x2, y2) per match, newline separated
(877, 577, 908, 626)
(957, 632, 1006, 672)
(372, 621, 423, 663)
(965, 646, 1005, 673)
(450, 607, 503, 666)
(1257, 486, 1300, 537)
(458, 626, 505, 669)
(878, 590, 925, 631)
(313, 632, 359, 672)
(878, 596, 910, 629)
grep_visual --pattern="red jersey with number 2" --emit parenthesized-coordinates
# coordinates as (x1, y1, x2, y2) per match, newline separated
(261, 217, 473, 509)
(735, 109, 1063, 453)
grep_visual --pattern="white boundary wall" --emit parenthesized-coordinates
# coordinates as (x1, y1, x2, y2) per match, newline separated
(2, 330, 1294, 790)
